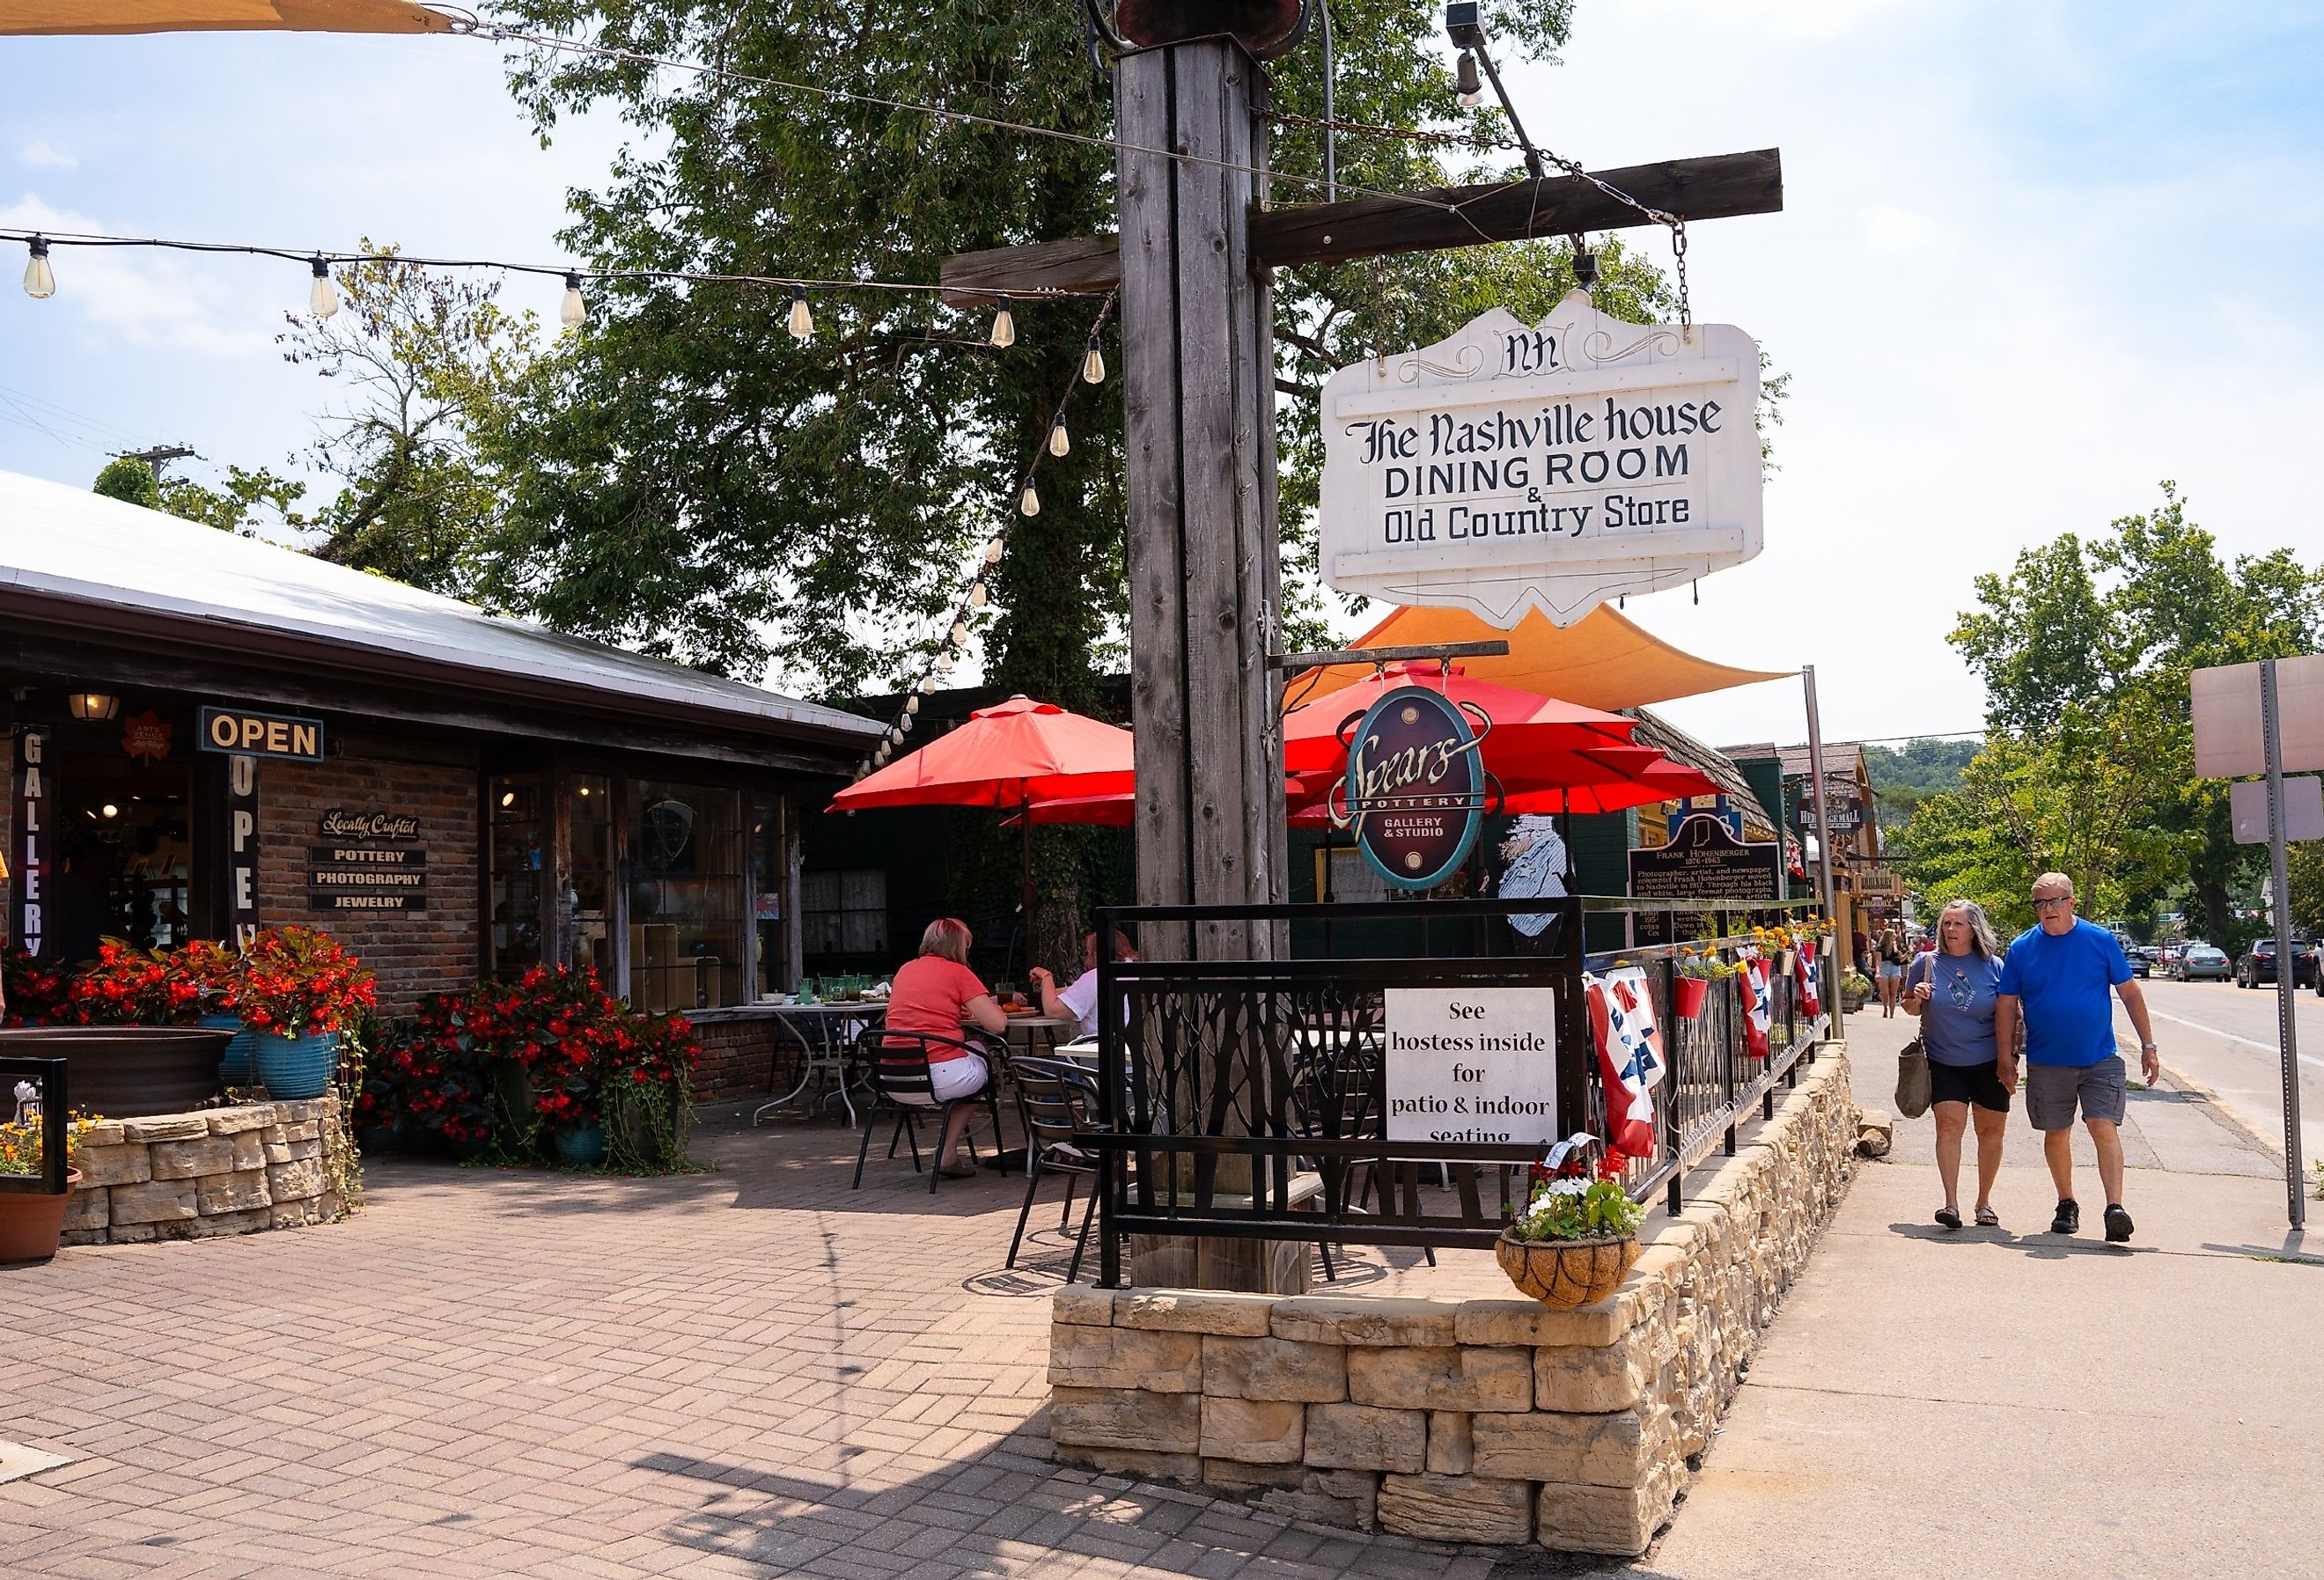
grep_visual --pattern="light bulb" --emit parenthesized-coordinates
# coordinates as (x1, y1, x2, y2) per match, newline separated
(905, 694, 920, 716)
(1048, 419, 1070, 458)
(899, 713, 914, 734)
(1019, 482, 1041, 517)
(989, 306, 1015, 349)
(788, 287, 813, 342)
(853, 764, 868, 782)
(968, 581, 989, 608)
(561, 272, 586, 331)
(950, 621, 969, 646)
(983, 537, 1005, 564)
(308, 256, 339, 319)
(886, 725, 903, 746)
(919, 673, 940, 694)
(22, 237, 55, 300)
(1081, 337, 1105, 384)
(100, 803, 119, 819)
(1456, 52, 1483, 107)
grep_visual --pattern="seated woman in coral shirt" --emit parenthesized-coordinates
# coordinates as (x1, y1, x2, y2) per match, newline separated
(882, 917, 1010, 1176)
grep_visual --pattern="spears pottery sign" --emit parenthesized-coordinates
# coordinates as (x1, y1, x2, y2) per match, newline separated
(1319, 293, 1762, 626)
(1333, 684, 1488, 890)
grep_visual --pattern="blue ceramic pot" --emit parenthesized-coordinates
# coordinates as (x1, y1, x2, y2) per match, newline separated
(249, 1030, 338, 1100)
(554, 1123, 607, 1166)
(199, 1014, 262, 1084)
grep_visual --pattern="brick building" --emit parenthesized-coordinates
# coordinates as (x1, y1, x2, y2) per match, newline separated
(1, 470, 879, 1093)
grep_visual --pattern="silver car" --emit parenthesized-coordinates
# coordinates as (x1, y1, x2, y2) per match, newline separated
(2175, 944, 2232, 981)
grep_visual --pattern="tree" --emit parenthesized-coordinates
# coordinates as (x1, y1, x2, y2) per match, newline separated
(91, 455, 310, 537)
(1862, 737, 1978, 828)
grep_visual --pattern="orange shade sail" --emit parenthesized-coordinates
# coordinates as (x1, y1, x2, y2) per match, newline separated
(0, 0, 452, 33)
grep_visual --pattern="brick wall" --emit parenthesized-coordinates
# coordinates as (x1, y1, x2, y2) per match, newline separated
(692, 1018, 783, 1097)
(256, 753, 481, 1013)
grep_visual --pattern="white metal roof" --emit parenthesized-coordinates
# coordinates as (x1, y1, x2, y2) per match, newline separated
(0, 467, 880, 743)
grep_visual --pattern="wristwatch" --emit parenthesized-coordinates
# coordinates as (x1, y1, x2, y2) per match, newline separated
(2140, 1041, 2158, 1052)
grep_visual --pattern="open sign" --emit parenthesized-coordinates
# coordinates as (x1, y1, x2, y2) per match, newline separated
(198, 706, 325, 762)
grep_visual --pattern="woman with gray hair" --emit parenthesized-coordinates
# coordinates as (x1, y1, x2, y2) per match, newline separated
(1903, 898, 2011, 1228)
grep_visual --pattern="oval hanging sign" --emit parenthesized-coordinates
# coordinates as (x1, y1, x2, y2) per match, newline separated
(1334, 685, 1489, 889)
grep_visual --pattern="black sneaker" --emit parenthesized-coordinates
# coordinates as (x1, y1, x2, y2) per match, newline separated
(2050, 1198, 2080, 1235)
(2104, 1204, 2134, 1243)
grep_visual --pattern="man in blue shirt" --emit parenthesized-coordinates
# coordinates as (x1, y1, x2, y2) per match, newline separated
(1996, 872, 2160, 1242)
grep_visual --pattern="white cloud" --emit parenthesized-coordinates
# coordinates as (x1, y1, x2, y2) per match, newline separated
(2, 195, 273, 360)
(18, 139, 76, 169)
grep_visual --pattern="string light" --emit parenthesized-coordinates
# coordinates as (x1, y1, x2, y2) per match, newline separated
(950, 621, 969, 647)
(1081, 335, 1106, 384)
(1019, 482, 1041, 517)
(307, 256, 339, 319)
(989, 306, 1016, 349)
(1048, 418, 1070, 458)
(788, 287, 813, 342)
(561, 272, 586, 331)
(21, 236, 54, 300)
(898, 713, 914, 733)
(983, 537, 1005, 565)
(905, 694, 920, 715)
(968, 582, 989, 608)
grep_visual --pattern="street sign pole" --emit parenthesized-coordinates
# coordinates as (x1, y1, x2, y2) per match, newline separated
(1803, 665, 1840, 1036)
(2261, 658, 2306, 1230)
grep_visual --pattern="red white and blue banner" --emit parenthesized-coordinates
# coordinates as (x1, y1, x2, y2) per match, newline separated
(1584, 966, 1666, 1157)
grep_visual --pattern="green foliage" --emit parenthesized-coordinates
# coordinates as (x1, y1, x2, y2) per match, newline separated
(1515, 1174, 1643, 1242)
(91, 454, 310, 536)
(1896, 485, 2323, 940)
(92, 456, 161, 508)
(1862, 737, 1979, 827)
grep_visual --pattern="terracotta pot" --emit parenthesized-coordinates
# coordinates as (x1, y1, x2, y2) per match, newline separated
(1496, 1229, 1642, 1308)
(0, 1026, 230, 1117)
(1672, 975, 1711, 1020)
(0, 1168, 82, 1263)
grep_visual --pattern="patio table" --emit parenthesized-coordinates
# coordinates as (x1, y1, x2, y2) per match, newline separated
(753, 1002, 886, 1127)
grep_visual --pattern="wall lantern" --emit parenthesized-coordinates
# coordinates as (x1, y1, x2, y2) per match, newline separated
(67, 690, 121, 721)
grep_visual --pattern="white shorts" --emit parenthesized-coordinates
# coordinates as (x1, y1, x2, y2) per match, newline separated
(897, 1051, 989, 1106)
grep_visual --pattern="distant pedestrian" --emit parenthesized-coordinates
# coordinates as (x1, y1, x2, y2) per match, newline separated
(1904, 900, 2009, 1229)
(1875, 922, 1908, 1017)
(1995, 873, 2161, 1242)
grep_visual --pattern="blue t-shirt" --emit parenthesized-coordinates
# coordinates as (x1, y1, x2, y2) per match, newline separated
(1908, 951, 2004, 1067)
(1995, 918, 2130, 1067)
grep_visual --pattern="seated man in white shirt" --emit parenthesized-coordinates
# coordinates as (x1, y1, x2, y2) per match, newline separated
(1030, 929, 1136, 1040)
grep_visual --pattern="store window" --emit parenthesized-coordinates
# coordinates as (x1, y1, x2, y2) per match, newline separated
(1313, 846, 1392, 904)
(489, 773, 545, 981)
(566, 773, 614, 974)
(629, 780, 745, 1010)
(749, 793, 790, 999)
(801, 868, 888, 967)
(49, 715, 197, 959)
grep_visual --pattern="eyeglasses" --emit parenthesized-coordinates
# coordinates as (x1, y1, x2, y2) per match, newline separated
(2032, 895, 2072, 910)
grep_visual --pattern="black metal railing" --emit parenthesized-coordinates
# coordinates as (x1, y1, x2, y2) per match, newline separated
(0, 1056, 71, 1196)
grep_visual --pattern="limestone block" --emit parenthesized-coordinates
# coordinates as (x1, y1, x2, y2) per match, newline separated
(282, 1120, 322, 1143)
(1534, 1329, 1659, 1413)
(1260, 1468, 1380, 1531)
(74, 1143, 150, 1188)
(205, 1106, 273, 1135)
(274, 1099, 323, 1123)
(229, 1132, 265, 1172)
(59, 1228, 107, 1247)
(1199, 1396, 1304, 1463)
(195, 1170, 273, 1216)
(262, 1124, 290, 1145)
(267, 1156, 325, 1202)
(105, 1220, 159, 1244)
(1347, 1345, 1531, 1413)
(1470, 1407, 1656, 1488)
(62, 1184, 108, 1231)
(121, 1115, 207, 1144)
(1856, 1107, 1893, 1158)
(1271, 1296, 1457, 1347)
(148, 1135, 235, 1180)
(1199, 1458, 1305, 1494)
(1454, 1298, 1624, 1349)
(1201, 1335, 1346, 1402)
(1114, 1290, 1276, 1336)
(1070, 1447, 1200, 1485)
(1376, 1473, 1533, 1546)
(1050, 1386, 1199, 1455)
(271, 1196, 325, 1231)
(1303, 1403, 1425, 1473)
(1052, 1286, 1115, 1326)
(316, 1190, 343, 1219)
(1048, 1322, 1202, 1393)
(1535, 1460, 1681, 1556)
(185, 1208, 271, 1239)
(106, 1179, 197, 1227)
(77, 1120, 124, 1148)
(1425, 1410, 1473, 1475)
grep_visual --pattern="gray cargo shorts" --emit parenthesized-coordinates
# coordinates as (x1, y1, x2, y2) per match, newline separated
(2024, 1055, 2127, 1131)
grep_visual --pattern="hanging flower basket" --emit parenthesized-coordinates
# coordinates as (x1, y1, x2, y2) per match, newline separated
(0, 1168, 81, 1263)
(1672, 975, 1710, 1020)
(1496, 1229, 1642, 1308)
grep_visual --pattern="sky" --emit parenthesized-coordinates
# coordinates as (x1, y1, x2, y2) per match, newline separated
(2, 3, 2320, 752)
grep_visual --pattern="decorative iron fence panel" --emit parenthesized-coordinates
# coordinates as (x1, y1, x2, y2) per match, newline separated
(1, 1055, 71, 1196)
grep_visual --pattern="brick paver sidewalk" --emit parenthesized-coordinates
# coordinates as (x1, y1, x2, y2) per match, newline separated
(3, 1099, 1511, 1580)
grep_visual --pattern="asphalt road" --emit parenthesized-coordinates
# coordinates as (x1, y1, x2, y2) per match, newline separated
(2131, 973, 2324, 1177)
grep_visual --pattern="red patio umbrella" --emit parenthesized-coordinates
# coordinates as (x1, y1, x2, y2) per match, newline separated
(1280, 664, 1639, 780)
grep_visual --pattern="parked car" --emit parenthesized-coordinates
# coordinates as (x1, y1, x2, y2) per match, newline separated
(2154, 944, 2182, 974)
(2174, 945, 2232, 981)
(2127, 947, 2151, 979)
(2235, 937, 2320, 989)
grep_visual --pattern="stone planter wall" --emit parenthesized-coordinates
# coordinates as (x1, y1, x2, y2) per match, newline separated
(62, 1094, 349, 1246)
(1048, 1047, 1856, 1557)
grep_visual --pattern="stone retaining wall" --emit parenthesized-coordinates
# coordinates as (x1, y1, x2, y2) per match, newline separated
(1048, 1047, 1856, 1556)
(63, 1095, 349, 1246)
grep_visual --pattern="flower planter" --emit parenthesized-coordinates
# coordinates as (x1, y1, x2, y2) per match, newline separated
(1496, 1228, 1643, 1308)
(0, 1168, 81, 1262)
(0, 1026, 231, 1117)
(1672, 975, 1711, 1020)
(199, 1014, 262, 1085)
(249, 1031, 339, 1101)
(554, 1123, 607, 1166)
(1777, 948, 1796, 976)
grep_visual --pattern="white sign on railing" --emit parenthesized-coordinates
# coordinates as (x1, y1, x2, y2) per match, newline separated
(1320, 294, 1762, 627)
(1384, 987, 1559, 1144)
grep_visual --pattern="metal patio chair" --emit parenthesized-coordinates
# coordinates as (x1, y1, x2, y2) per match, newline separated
(1004, 1055, 1110, 1283)
(849, 1028, 1005, 1194)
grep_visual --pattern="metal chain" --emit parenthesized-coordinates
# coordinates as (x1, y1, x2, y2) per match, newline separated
(1671, 219, 1692, 330)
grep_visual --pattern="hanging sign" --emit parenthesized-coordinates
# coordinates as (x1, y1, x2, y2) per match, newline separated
(1319, 293, 1762, 627)
(1384, 986, 1559, 1144)
(307, 846, 428, 913)
(318, 809, 421, 841)
(12, 728, 50, 955)
(1628, 812, 1782, 944)
(198, 706, 324, 763)
(1331, 684, 1488, 889)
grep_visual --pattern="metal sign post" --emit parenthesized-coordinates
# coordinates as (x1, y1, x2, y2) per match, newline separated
(1801, 666, 1840, 1033)
(2261, 659, 2306, 1231)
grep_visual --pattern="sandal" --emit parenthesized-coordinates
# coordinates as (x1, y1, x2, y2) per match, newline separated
(1975, 1206, 1999, 1228)
(1935, 1206, 1962, 1230)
